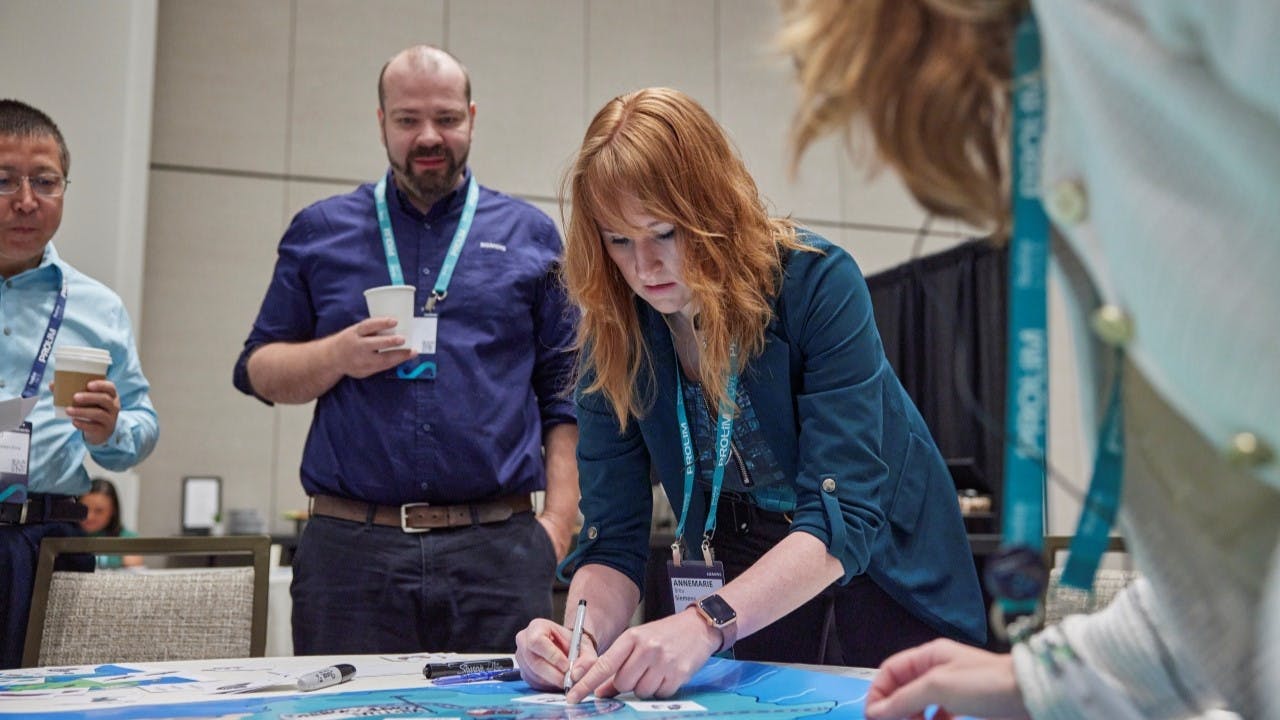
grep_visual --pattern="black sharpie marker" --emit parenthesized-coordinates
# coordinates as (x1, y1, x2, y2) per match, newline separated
(423, 657, 515, 679)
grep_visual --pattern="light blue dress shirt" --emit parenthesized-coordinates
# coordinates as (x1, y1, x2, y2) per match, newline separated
(0, 244, 158, 496)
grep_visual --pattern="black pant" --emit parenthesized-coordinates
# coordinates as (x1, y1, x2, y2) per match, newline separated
(711, 497, 944, 668)
(291, 511, 556, 655)
(0, 521, 92, 669)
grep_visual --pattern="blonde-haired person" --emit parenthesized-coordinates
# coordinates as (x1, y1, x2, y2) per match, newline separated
(782, 1, 1280, 719)
(513, 87, 986, 701)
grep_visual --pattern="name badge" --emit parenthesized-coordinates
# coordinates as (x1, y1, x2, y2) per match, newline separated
(667, 559, 725, 611)
(0, 421, 32, 505)
(410, 314, 439, 356)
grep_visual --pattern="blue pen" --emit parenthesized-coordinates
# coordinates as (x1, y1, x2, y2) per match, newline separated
(432, 668, 523, 686)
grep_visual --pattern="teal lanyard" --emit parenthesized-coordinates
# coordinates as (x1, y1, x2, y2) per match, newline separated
(1000, 13, 1052, 617)
(671, 350, 739, 565)
(1002, 13, 1127, 608)
(1061, 350, 1125, 590)
(374, 173, 479, 310)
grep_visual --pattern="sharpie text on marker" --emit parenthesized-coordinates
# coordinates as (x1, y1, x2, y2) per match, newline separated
(423, 657, 515, 679)
(297, 663, 356, 692)
(431, 668, 524, 686)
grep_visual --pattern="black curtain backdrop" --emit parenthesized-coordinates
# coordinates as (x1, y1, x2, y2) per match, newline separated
(865, 240, 1008, 520)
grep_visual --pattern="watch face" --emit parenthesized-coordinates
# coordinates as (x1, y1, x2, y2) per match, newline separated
(698, 594, 737, 626)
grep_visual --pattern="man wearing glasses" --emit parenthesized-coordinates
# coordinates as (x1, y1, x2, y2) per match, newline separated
(0, 99, 159, 668)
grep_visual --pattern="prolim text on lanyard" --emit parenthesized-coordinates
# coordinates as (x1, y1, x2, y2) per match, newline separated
(0, 275, 68, 507)
(988, 12, 1127, 642)
(373, 173, 479, 380)
(666, 352, 739, 614)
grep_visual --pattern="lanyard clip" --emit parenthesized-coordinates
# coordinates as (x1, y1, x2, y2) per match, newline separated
(670, 539, 683, 567)
(700, 535, 715, 566)
(424, 290, 447, 314)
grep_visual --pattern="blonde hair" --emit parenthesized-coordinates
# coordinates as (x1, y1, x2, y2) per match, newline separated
(562, 87, 810, 428)
(780, 0, 1022, 237)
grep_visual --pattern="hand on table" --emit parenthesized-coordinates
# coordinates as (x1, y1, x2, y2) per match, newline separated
(864, 639, 1029, 720)
(565, 607, 719, 703)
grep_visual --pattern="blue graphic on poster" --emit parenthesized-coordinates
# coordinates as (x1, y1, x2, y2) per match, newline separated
(1, 658, 874, 720)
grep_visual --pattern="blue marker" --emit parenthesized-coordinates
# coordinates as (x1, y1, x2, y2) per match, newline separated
(432, 668, 523, 686)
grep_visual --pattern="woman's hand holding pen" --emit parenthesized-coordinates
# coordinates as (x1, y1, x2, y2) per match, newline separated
(513, 618, 600, 692)
(565, 607, 720, 703)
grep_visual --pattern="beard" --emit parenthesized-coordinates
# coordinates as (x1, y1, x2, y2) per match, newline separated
(390, 144, 469, 210)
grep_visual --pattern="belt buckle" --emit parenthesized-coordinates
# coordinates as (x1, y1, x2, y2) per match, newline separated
(400, 502, 432, 533)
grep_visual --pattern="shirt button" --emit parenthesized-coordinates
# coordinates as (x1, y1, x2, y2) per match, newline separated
(1224, 432, 1274, 468)
(1046, 179, 1088, 226)
(420, 482, 429, 490)
(421, 423, 432, 432)
(821, 477, 836, 493)
(1089, 304, 1133, 347)
(586, 526, 599, 540)
(421, 268, 431, 276)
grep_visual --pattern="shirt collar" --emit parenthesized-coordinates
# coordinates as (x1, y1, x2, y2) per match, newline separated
(4, 243, 63, 283)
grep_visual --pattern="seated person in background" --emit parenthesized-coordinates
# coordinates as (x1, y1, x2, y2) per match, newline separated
(515, 87, 985, 702)
(79, 478, 142, 569)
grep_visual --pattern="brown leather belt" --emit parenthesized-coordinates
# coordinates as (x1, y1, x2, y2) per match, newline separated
(310, 493, 532, 533)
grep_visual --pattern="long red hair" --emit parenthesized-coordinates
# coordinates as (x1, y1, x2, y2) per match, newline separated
(562, 87, 810, 428)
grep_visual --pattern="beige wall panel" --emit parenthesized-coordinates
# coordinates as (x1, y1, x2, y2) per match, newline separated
(151, 0, 291, 173)
(137, 171, 286, 536)
(838, 144, 930, 231)
(290, 0, 445, 181)
(285, 179, 360, 220)
(718, 0, 842, 224)
(587, 0, 717, 115)
(452, 0, 586, 200)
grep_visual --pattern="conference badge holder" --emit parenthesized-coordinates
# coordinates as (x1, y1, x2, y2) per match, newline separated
(0, 422, 32, 509)
(396, 311, 439, 381)
(667, 539, 725, 615)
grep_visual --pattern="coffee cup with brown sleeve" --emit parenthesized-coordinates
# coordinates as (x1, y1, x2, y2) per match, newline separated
(51, 346, 111, 418)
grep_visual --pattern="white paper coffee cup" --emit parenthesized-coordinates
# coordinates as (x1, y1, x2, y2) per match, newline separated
(52, 346, 112, 418)
(363, 285, 415, 352)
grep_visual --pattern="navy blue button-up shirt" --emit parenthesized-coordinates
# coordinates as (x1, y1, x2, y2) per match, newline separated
(234, 170, 577, 506)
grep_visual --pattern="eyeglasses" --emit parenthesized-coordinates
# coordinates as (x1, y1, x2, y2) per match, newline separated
(0, 173, 69, 198)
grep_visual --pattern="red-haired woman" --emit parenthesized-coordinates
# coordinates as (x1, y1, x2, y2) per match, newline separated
(514, 87, 985, 700)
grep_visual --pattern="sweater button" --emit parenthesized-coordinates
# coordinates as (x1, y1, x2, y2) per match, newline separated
(1046, 179, 1088, 226)
(1225, 432, 1274, 468)
(1089, 305, 1133, 347)
(821, 478, 836, 493)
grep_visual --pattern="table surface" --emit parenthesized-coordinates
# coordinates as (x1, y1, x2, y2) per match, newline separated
(0, 653, 878, 718)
